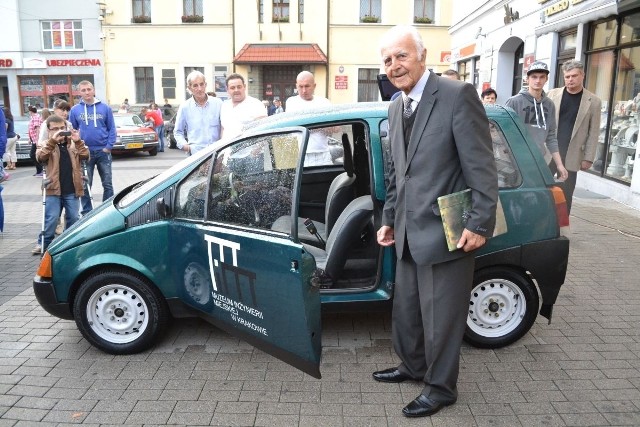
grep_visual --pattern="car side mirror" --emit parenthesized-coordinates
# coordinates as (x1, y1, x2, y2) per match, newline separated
(156, 197, 171, 218)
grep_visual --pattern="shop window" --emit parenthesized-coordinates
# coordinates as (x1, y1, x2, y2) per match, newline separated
(590, 19, 618, 50)
(458, 57, 479, 86)
(357, 68, 379, 102)
(621, 14, 640, 45)
(132, 0, 151, 23)
(298, 0, 304, 23)
(413, 0, 434, 24)
(360, 0, 381, 23)
(134, 67, 154, 104)
(19, 75, 93, 114)
(555, 29, 577, 88)
(41, 20, 83, 51)
(182, 0, 203, 22)
(512, 42, 524, 96)
(603, 47, 638, 183)
(273, 0, 289, 22)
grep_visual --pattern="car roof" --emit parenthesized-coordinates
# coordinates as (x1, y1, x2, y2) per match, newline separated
(247, 101, 518, 131)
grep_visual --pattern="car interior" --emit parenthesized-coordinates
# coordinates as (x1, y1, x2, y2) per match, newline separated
(174, 121, 380, 292)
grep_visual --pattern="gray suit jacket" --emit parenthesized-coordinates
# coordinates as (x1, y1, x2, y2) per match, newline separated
(547, 87, 601, 172)
(382, 73, 498, 266)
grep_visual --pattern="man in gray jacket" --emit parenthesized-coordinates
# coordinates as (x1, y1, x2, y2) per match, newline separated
(547, 60, 601, 213)
(505, 61, 568, 182)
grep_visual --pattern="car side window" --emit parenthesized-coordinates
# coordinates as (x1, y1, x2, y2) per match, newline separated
(304, 124, 348, 167)
(489, 120, 522, 188)
(175, 157, 213, 220)
(207, 133, 300, 231)
(379, 119, 521, 189)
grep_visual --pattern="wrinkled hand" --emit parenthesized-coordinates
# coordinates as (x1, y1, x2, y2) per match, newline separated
(457, 229, 486, 252)
(377, 226, 395, 247)
(556, 164, 569, 181)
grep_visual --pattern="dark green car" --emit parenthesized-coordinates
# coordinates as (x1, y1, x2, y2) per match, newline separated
(33, 102, 569, 379)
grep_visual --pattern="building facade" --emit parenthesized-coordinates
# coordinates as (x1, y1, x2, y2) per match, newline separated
(0, 0, 106, 117)
(450, 0, 640, 209)
(98, 0, 453, 108)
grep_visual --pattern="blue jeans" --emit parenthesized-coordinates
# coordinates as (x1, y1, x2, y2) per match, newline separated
(41, 194, 80, 250)
(155, 125, 165, 151)
(82, 150, 113, 215)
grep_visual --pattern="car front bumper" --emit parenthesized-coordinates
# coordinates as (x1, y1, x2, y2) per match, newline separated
(32, 276, 74, 320)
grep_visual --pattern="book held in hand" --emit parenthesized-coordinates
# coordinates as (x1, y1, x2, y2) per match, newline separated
(437, 189, 507, 251)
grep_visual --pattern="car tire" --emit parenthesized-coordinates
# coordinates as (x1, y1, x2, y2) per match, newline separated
(73, 270, 168, 354)
(149, 147, 158, 156)
(464, 267, 539, 349)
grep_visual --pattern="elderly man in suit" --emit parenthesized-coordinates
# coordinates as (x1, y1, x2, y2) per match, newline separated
(547, 60, 601, 213)
(374, 25, 498, 418)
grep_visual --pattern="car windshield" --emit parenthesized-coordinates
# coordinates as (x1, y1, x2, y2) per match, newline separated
(114, 115, 143, 127)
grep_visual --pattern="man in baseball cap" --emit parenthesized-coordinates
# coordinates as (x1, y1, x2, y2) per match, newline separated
(527, 61, 549, 75)
(506, 60, 568, 181)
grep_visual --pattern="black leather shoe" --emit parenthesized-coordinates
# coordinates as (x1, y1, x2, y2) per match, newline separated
(402, 394, 454, 417)
(372, 367, 411, 383)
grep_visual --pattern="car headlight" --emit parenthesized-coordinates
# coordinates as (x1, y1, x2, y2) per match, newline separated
(116, 135, 122, 143)
(144, 133, 157, 141)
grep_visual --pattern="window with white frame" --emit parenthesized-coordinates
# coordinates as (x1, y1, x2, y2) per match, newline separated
(360, 0, 381, 23)
(132, 0, 151, 23)
(273, 0, 290, 22)
(134, 67, 154, 104)
(358, 69, 379, 102)
(414, 0, 434, 24)
(41, 20, 83, 50)
(258, 0, 264, 23)
(183, 0, 203, 17)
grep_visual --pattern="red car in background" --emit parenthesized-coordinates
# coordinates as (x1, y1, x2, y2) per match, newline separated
(112, 113, 159, 156)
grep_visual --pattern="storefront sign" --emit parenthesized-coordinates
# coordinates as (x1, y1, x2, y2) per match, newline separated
(440, 51, 451, 63)
(46, 59, 101, 67)
(335, 75, 348, 90)
(0, 53, 22, 68)
(545, 0, 570, 17)
(523, 54, 536, 72)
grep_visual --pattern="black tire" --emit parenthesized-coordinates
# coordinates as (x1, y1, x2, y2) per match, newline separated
(73, 270, 168, 354)
(464, 267, 539, 349)
(148, 147, 158, 156)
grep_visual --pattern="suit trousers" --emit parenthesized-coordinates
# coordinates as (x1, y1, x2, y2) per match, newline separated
(392, 249, 474, 403)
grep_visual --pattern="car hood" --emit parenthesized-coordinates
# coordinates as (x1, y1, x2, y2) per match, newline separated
(47, 201, 126, 256)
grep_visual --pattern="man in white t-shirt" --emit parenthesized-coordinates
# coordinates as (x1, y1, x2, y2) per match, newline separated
(286, 71, 333, 166)
(220, 73, 267, 139)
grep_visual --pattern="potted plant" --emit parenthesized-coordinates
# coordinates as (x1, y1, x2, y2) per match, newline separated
(181, 14, 204, 23)
(132, 15, 151, 23)
(414, 16, 432, 24)
(361, 15, 379, 23)
(273, 15, 289, 23)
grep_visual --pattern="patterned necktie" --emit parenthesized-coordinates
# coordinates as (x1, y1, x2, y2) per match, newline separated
(403, 96, 413, 119)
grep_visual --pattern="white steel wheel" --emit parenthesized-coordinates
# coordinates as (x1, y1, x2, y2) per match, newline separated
(464, 267, 539, 349)
(85, 284, 149, 344)
(74, 270, 168, 354)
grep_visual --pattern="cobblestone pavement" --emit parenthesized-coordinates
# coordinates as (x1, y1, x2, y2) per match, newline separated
(1, 151, 640, 426)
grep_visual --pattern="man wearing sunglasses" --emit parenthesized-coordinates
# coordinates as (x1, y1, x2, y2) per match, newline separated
(31, 115, 89, 255)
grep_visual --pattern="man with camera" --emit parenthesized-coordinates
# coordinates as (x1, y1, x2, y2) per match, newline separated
(32, 115, 89, 254)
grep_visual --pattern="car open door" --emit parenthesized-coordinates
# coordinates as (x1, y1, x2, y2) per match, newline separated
(170, 128, 322, 378)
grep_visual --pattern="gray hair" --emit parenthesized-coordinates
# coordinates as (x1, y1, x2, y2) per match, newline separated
(186, 70, 206, 87)
(379, 25, 425, 61)
(562, 60, 584, 74)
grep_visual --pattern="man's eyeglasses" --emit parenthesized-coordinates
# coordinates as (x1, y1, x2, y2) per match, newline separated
(49, 126, 67, 131)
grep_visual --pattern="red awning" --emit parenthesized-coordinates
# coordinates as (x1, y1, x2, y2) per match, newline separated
(233, 44, 328, 64)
